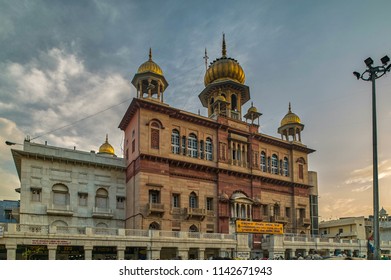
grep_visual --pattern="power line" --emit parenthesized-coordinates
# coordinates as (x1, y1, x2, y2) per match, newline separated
(30, 97, 133, 141)
(29, 61, 205, 141)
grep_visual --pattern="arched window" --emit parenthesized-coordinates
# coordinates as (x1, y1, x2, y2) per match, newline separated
(283, 157, 289, 176)
(205, 137, 213, 161)
(231, 94, 238, 111)
(95, 188, 109, 209)
(171, 129, 180, 154)
(189, 192, 198, 208)
(52, 184, 69, 205)
(96, 222, 108, 228)
(271, 154, 278, 174)
(187, 133, 198, 158)
(149, 222, 160, 230)
(51, 220, 68, 227)
(189, 225, 199, 232)
(150, 121, 160, 149)
(210, 98, 215, 114)
(260, 151, 266, 172)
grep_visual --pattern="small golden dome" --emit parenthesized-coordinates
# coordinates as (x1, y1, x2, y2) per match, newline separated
(247, 103, 258, 113)
(215, 94, 227, 102)
(204, 34, 245, 86)
(98, 134, 115, 155)
(281, 103, 301, 126)
(137, 48, 163, 76)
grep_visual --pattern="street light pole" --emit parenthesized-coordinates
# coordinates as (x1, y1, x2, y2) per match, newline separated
(353, 55, 391, 260)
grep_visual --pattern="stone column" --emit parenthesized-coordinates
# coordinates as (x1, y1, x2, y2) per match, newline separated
(157, 81, 161, 101)
(198, 248, 205, 260)
(148, 78, 152, 98)
(48, 244, 57, 260)
(84, 245, 93, 260)
(117, 245, 126, 260)
(244, 145, 248, 167)
(5, 244, 17, 260)
(177, 248, 189, 260)
(148, 247, 161, 260)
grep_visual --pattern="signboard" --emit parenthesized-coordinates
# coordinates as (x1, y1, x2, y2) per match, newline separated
(235, 220, 283, 234)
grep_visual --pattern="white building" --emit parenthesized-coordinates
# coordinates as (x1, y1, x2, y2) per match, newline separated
(11, 138, 126, 229)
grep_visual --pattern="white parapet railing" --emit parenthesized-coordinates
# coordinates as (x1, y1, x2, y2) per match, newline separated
(4, 224, 237, 242)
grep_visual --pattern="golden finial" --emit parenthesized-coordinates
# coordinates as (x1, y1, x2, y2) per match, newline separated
(149, 48, 152, 61)
(105, 134, 109, 143)
(222, 33, 227, 58)
(288, 102, 292, 112)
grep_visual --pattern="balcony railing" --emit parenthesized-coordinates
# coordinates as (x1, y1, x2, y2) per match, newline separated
(271, 215, 289, 224)
(92, 207, 114, 219)
(147, 203, 165, 216)
(3, 224, 237, 241)
(185, 208, 206, 219)
(298, 217, 311, 227)
(46, 204, 74, 216)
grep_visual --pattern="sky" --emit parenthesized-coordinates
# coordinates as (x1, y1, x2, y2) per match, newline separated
(1, 0, 391, 221)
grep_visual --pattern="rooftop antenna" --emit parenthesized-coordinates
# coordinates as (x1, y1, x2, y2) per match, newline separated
(203, 48, 209, 71)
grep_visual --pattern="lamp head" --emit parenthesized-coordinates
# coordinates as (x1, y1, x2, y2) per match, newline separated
(353, 71, 361, 80)
(364, 57, 374, 67)
(381, 55, 390, 65)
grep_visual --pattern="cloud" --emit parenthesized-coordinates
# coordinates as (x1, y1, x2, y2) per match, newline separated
(0, 48, 132, 150)
(0, 47, 135, 198)
(344, 160, 391, 187)
(0, 118, 25, 200)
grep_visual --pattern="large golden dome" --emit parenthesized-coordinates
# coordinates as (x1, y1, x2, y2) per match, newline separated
(98, 134, 115, 155)
(204, 35, 245, 86)
(137, 48, 163, 76)
(280, 103, 301, 126)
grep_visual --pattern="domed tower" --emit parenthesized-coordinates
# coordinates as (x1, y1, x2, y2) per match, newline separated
(98, 134, 116, 157)
(278, 103, 304, 142)
(199, 34, 250, 120)
(243, 102, 262, 125)
(131, 48, 168, 103)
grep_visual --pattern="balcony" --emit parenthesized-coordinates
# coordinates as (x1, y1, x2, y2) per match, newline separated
(271, 215, 289, 224)
(92, 207, 114, 219)
(185, 207, 206, 220)
(260, 215, 270, 222)
(147, 203, 165, 216)
(46, 204, 74, 216)
(298, 217, 311, 227)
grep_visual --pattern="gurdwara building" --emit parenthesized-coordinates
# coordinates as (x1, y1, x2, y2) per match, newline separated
(2, 36, 319, 260)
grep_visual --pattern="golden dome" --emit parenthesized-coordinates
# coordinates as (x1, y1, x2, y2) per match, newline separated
(137, 48, 163, 76)
(215, 94, 227, 102)
(247, 103, 258, 113)
(281, 103, 301, 126)
(204, 34, 245, 86)
(98, 134, 115, 155)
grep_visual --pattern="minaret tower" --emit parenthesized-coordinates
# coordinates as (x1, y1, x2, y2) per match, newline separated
(131, 48, 168, 103)
(199, 34, 250, 120)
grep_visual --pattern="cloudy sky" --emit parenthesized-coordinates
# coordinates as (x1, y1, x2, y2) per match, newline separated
(1, 0, 391, 220)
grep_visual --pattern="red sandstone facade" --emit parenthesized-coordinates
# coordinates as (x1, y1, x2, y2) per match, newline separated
(119, 41, 317, 252)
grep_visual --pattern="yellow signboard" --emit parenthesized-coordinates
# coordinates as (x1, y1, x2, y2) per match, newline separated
(235, 220, 283, 234)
